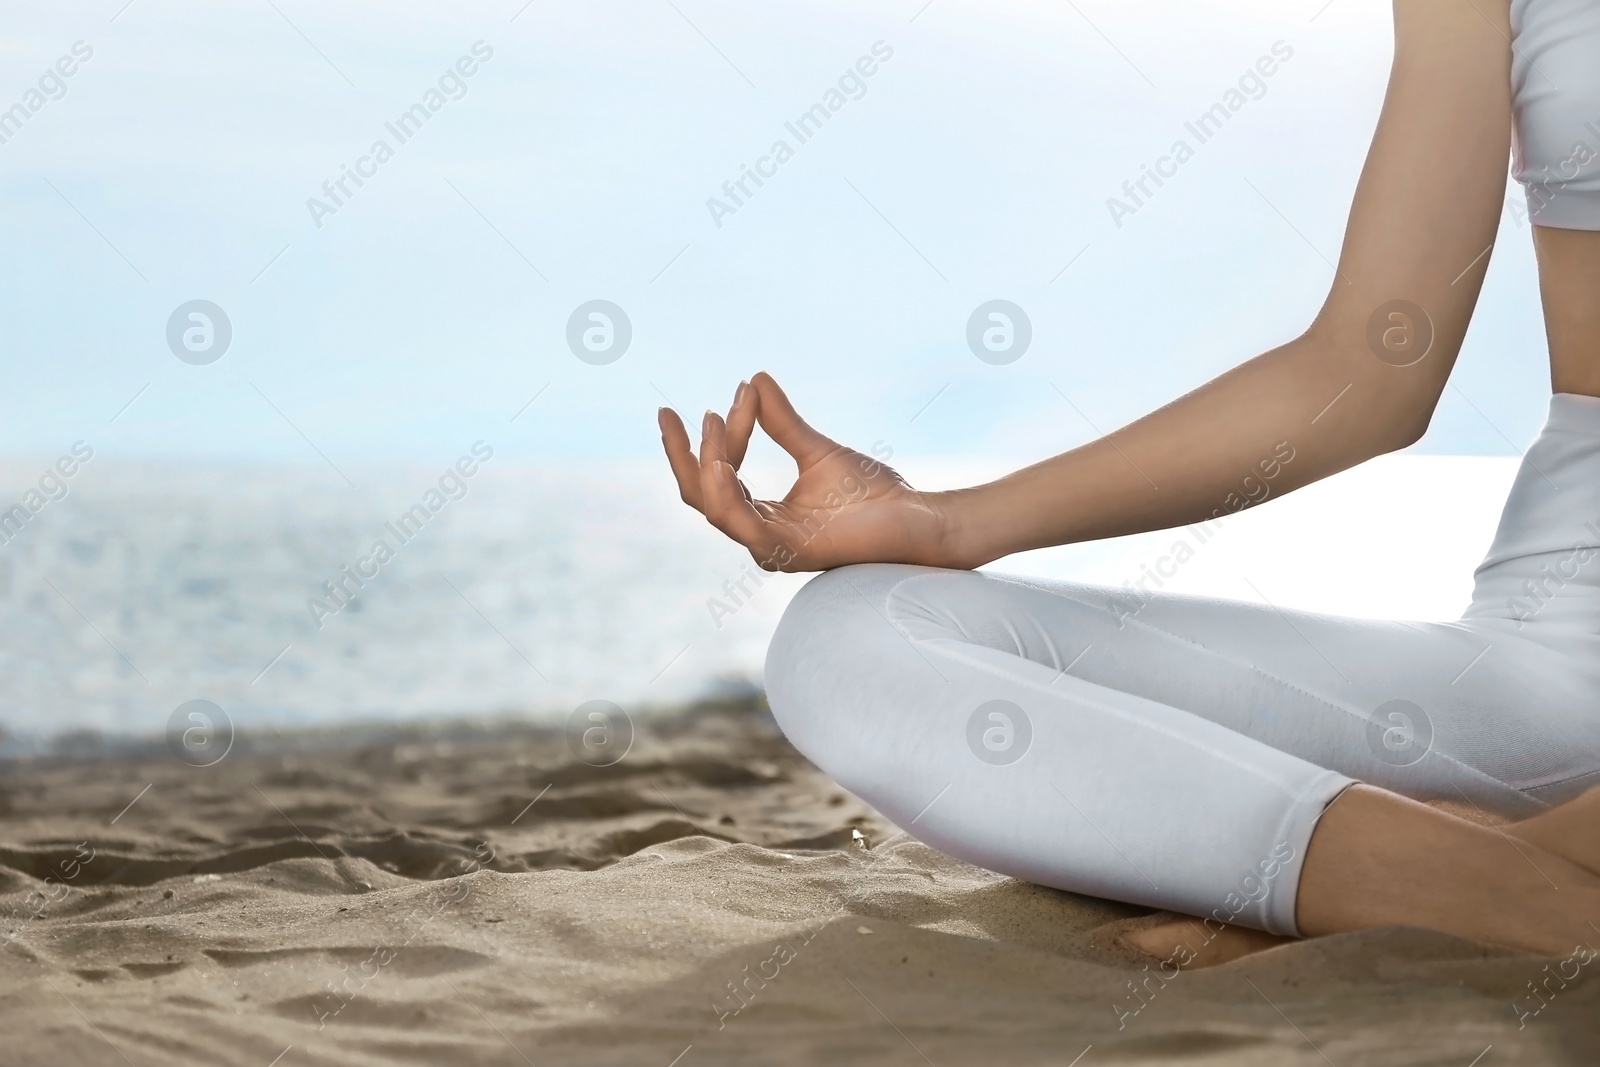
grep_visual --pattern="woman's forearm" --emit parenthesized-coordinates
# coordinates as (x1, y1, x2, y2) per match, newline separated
(931, 331, 1417, 567)
(935, 0, 1513, 571)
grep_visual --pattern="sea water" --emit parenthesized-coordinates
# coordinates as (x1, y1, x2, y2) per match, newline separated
(0, 457, 805, 751)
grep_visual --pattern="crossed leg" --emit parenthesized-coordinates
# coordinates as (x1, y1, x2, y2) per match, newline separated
(765, 564, 1600, 956)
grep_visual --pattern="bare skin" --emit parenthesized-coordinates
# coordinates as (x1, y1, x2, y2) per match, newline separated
(1538, 226, 1600, 394)
(659, 0, 1600, 959)
(1128, 786, 1600, 965)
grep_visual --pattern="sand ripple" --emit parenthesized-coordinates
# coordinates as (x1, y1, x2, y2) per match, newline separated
(0, 706, 1594, 1065)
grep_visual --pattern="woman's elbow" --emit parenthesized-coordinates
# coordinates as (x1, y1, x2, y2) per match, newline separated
(1358, 397, 1435, 459)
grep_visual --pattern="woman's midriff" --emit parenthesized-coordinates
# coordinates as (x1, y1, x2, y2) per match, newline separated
(1535, 226, 1600, 396)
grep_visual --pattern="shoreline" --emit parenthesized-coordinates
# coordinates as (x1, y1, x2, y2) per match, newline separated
(0, 694, 773, 768)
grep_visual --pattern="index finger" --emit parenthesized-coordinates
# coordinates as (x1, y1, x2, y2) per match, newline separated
(725, 379, 757, 469)
(750, 372, 839, 468)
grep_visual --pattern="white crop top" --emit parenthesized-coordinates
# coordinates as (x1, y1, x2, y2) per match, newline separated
(1511, 0, 1600, 229)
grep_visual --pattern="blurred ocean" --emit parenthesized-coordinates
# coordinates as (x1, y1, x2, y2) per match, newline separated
(0, 450, 1522, 752)
(0, 455, 813, 752)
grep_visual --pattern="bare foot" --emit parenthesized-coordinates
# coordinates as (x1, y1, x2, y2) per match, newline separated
(1507, 785, 1600, 878)
(1119, 915, 1295, 969)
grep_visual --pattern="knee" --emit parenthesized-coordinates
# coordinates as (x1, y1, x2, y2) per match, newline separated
(764, 563, 924, 774)
(765, 564, 903, 696)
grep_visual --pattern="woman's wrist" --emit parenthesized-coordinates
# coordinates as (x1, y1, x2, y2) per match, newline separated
(925, 486, 1003, 570)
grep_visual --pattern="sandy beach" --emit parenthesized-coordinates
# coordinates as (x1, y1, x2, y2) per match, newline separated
(1, 700, 1595, 1066)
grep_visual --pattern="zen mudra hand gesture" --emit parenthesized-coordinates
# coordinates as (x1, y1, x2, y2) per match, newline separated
(657, 372, 951, 572)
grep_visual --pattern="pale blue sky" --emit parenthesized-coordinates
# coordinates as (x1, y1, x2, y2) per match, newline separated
(0, 0, 1555, 484)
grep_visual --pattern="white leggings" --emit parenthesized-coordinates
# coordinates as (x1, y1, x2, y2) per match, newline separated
(765, 394, 1600, 936)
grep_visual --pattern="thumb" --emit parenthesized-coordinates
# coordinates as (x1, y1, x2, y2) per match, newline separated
(750, 372, 840, 468)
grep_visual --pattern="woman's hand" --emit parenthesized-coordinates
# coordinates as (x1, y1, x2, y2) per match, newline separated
(658, 373, 953, 572)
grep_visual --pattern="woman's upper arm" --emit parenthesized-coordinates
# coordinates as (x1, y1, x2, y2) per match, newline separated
(1306, 0, 1514, 449)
